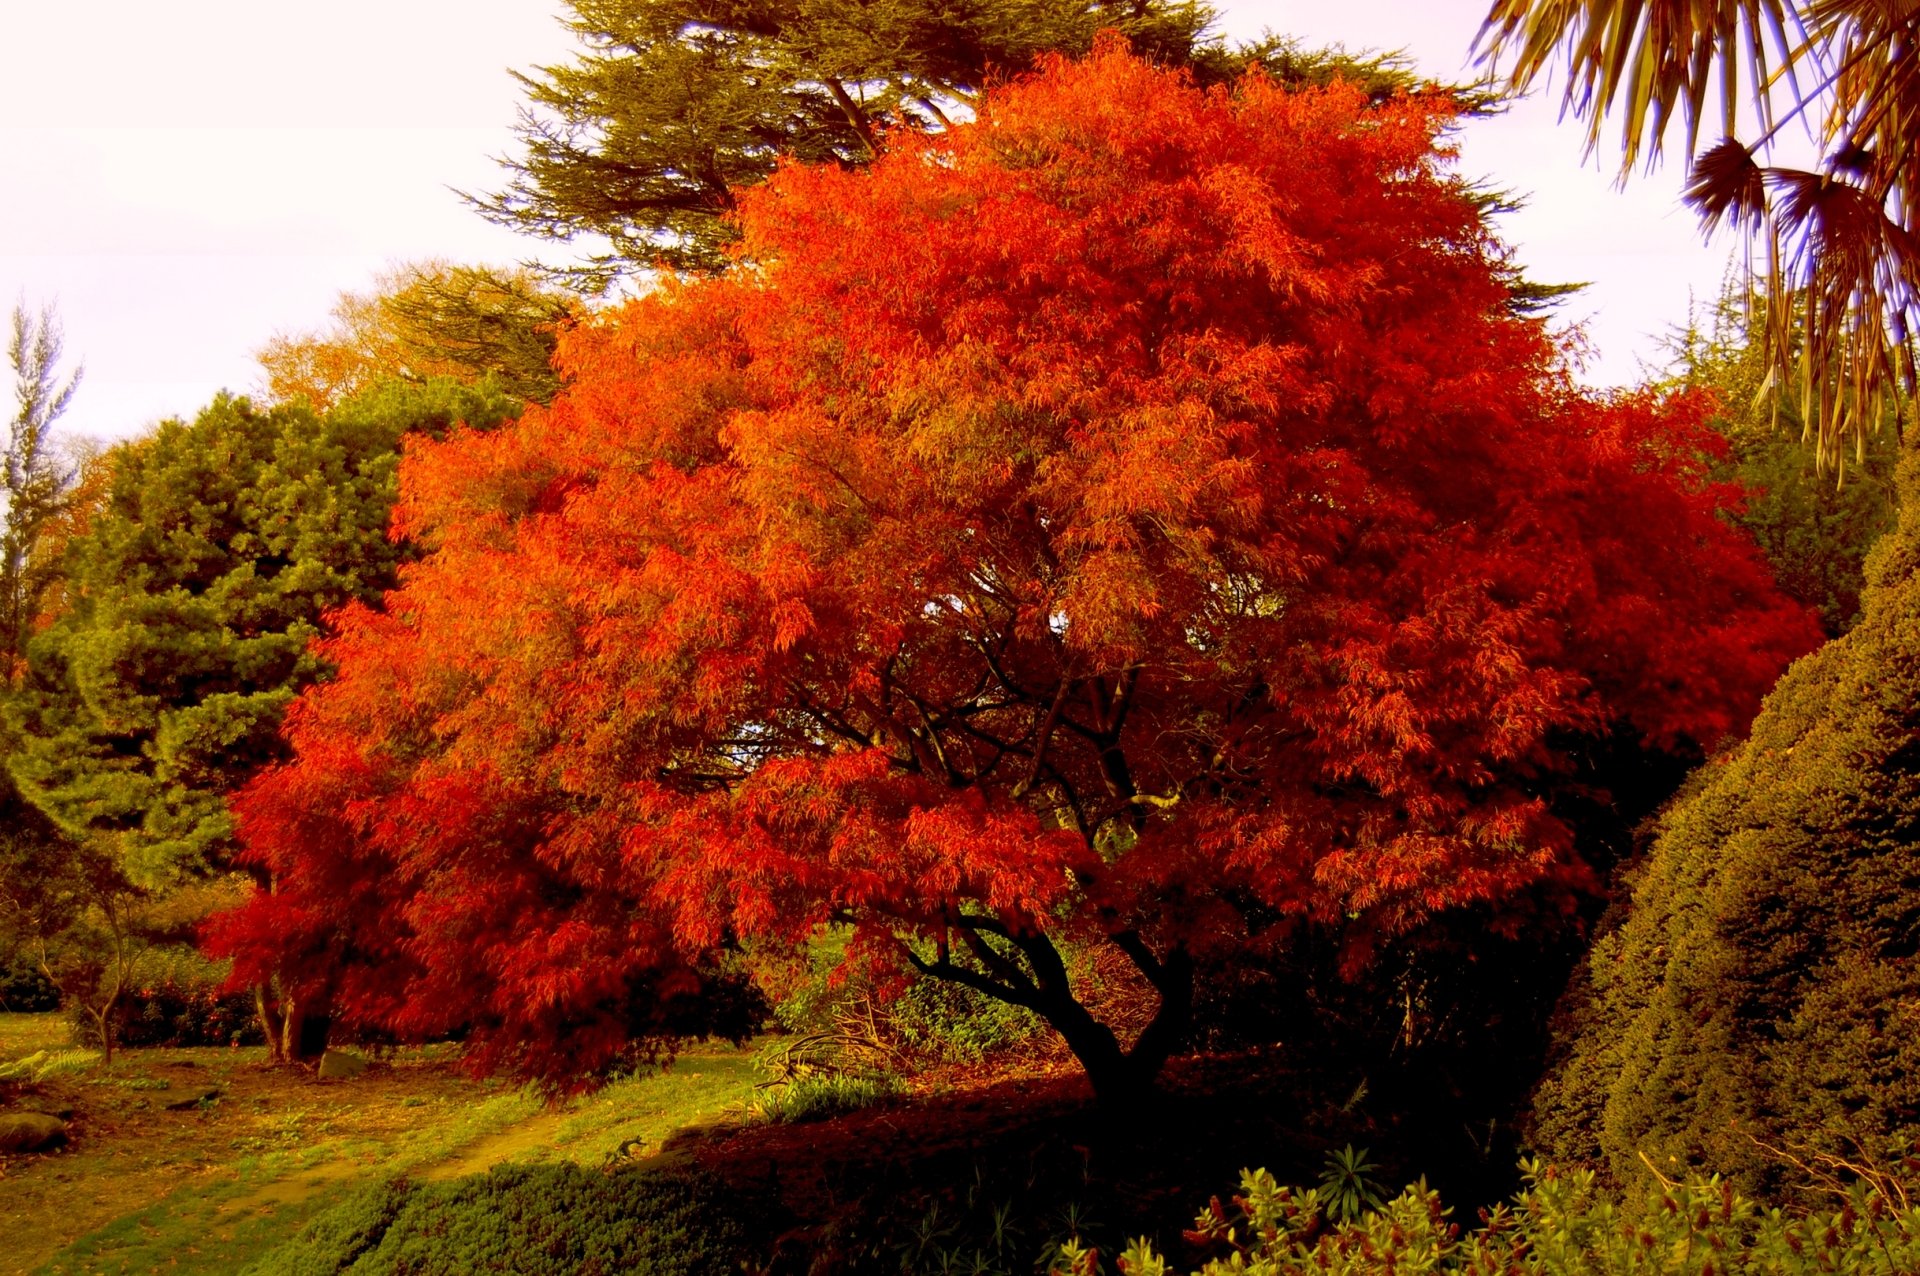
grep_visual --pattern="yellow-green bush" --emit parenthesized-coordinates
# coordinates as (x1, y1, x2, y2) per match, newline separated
(1530, 446, 1920, 1197)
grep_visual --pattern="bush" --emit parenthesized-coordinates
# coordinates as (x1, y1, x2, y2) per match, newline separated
(767, 927, 1050, 1074)
(1092, 1161, 1920, 1275)
(246, 1164, 754, 1276)
(0, 955, 59, 1012)
(68, 947, 264, 1048)
(1531, 446, 1920, 1196)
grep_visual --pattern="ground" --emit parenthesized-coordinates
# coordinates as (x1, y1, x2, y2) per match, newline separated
(1, 1012, 1529, 1274)
(0, 1013, 763, 1276)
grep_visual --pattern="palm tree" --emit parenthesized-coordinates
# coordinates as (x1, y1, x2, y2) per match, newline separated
(1476, 0, 1918, 471)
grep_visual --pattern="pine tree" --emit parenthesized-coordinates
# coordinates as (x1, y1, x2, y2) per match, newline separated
(474, 0, 1433, 284)
(3, 380, 521, 888)
(3, 303, 81, 681)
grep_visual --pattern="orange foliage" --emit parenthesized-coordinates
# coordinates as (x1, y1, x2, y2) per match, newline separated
(211, 45, 1819, 1095)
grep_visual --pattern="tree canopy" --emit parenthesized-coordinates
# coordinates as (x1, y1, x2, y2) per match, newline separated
(3, 303, 82, 683)
(1669, 278, 1899, 635)
(476, 0, 1438, 283)
(4, 380, 521, 889)
(214, 46, 1818, 1101)
(256, 262, 574, 412)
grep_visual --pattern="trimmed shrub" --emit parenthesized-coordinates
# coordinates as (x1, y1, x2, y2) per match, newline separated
(1531, 445, 1920, 1197)
(246, 1164, 752, 1276)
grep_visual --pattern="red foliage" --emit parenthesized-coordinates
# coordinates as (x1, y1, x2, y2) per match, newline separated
(209, 43, 1819, 1093)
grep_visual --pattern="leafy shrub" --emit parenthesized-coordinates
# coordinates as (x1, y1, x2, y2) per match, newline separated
(1531, 447, 1920, 1197)
(246, 1164, 753, 1276)
(70, 976, 262, 1048)
(767, 927, 1053, 1076)
(1083, 1161, 1920, 1275)
(0, 955, 60, 1012)
(889, 969, 1052, 1066)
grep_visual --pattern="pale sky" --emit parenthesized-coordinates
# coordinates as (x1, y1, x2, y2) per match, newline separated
(0, 0, 1742, 445)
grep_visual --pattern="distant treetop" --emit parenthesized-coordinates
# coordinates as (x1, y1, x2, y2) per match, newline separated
(474, 0, 1453, 286)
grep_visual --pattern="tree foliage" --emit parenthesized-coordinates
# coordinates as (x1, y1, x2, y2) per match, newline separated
(257, 262, 574, 411)
(476, 0, 1442, 283)
(4, 380, 521, 888)
(1531, 443, 1920, 1199)
(1478, 0, 1920, 471)
(3, 302, 81, 682)
(216, 47, 1817, 1100)
(1668, 277, 1901, 636)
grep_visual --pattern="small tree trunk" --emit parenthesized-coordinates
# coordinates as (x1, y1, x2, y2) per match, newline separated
(280, 995, 301, 1061)
(90, 1005, 115, 1066)
(254, 984, 286, 1064)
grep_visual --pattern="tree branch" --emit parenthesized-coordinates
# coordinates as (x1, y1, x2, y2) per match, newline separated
(822, 77, 879, 156)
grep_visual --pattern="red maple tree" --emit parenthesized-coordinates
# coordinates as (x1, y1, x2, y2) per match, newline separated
(210, 43, 1819, 1101)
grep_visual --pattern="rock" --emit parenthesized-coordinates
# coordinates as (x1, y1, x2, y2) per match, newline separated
(164, 1089, 221, 1111)
(316, 1050, 367, 1080)
(22, 1104, 75, 1121)
(0, 1112, 68, 1154)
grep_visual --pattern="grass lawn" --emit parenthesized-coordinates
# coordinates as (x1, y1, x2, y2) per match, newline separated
(0, 1016, 763, 1276)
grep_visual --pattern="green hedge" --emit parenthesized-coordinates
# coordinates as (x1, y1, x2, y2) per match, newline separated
(246, 1164, 751, 1276)
(1531, 446, 1920, 1197)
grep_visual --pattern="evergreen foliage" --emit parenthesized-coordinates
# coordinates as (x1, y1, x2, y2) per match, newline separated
(476, 0, 1438, 283)
(2, 379, 520, 886)
(247, 1166, 751, 1276)
(3, 302, 81, 680)
(1531, 441, 1920, 1198)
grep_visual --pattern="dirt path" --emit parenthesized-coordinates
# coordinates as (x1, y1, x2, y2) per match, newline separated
(422, 1105, 579, 1180)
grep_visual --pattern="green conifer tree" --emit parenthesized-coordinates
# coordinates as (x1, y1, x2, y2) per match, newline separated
(474, 0, 1434, 284)
(3, 379, 521, 888)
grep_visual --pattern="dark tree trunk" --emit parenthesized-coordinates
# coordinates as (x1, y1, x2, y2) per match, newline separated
(913, 919, 1194, 1110)
(280, 995, 333, 1063)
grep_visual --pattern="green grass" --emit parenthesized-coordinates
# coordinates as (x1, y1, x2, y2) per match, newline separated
(30, 1043, 764, 1276)
(0, 1011, 74, 1060)
(513, 1046, 762, 1168)
(37, 1088, 548, 1276)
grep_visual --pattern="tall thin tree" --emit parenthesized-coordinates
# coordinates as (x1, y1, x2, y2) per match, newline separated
(2, 302, 81, 680)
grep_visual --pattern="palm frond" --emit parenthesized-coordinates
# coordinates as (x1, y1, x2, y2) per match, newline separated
(1479, 0, 1920, 465)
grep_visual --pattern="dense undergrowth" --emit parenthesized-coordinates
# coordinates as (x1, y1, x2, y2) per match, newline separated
(256, 1142, 1920, 1276)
